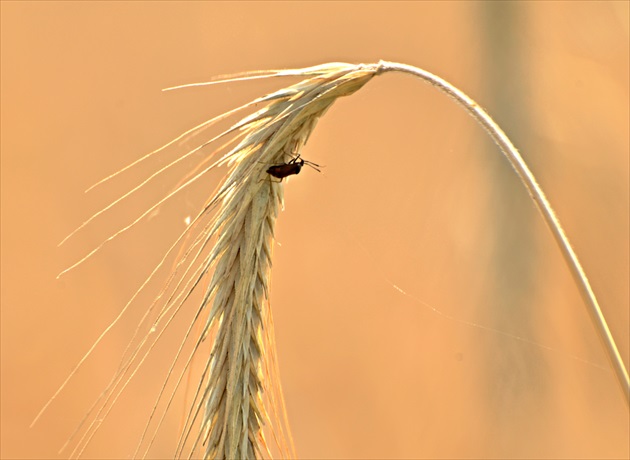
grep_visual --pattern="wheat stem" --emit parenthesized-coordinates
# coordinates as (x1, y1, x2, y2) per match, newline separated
(375, 60, 629, 405)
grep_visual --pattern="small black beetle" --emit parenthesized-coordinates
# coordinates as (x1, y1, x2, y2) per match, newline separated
(266, 155, 320, 180)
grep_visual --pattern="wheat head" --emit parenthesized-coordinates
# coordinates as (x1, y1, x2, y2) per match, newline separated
(177, 63, 381, 459)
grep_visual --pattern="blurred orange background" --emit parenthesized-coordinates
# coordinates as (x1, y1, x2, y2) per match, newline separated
(1, 2, 628, 459)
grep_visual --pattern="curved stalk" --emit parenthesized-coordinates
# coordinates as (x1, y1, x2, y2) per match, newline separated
(375, 60, 629, 406)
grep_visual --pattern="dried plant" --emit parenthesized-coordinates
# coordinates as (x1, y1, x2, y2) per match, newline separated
(167, 63, 380, 459)
(35, 61, 629, 459)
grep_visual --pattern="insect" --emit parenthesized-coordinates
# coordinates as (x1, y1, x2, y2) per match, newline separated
(266, 154, 321, 181)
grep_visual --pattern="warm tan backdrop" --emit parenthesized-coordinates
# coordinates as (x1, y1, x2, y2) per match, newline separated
(2, 2, 628, 459)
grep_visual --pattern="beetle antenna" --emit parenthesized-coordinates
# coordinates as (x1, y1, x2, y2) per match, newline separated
(302, 159, 322, 172)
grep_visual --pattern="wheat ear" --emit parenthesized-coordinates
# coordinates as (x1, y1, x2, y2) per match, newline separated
(175, 64, 380, 459)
